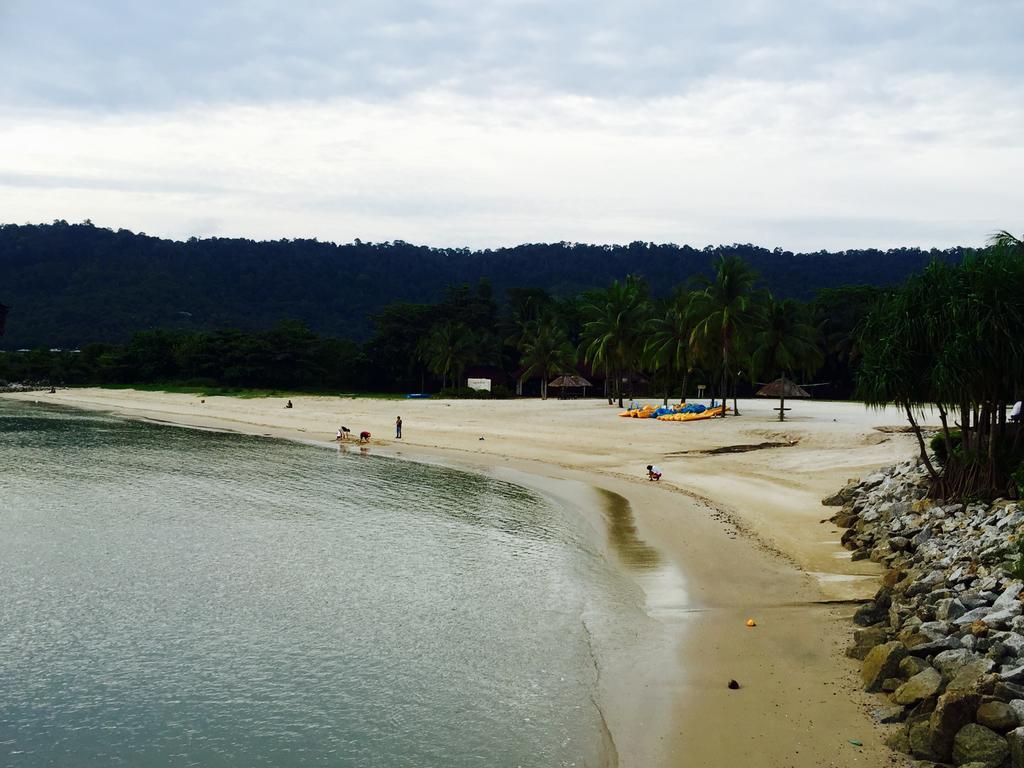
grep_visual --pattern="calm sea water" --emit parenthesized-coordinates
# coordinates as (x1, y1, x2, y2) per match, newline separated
(0, 400, 665, 767)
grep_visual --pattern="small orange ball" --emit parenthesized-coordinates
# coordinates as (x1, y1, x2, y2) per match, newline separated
(745, 618, 757, 627)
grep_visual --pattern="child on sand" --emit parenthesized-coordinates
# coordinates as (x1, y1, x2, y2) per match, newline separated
(646, 464, 662, 481)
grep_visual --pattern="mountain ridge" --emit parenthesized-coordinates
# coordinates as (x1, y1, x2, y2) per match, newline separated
(0, 221, 970, 347)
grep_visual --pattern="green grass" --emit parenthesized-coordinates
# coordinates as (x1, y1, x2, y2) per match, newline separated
(97, 383, 405, 399)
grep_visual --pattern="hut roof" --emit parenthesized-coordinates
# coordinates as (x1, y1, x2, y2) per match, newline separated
(549, 374, 592, 388)
(756, 377, 811, 398)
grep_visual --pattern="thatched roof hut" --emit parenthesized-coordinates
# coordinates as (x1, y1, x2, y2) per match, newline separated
(549, 375, 592, 388)
(756, 378, 810, 399)
(548, 374, 592, 399)
(756, 377, 810, 421)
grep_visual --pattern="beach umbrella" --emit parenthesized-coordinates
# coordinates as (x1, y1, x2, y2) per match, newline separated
(756, 377, 810, 422)
(548, 374, 592, 398)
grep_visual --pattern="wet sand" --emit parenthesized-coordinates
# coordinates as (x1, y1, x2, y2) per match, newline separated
(4, 389, 919, 766)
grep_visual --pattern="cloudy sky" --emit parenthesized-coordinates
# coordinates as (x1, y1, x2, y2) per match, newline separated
(0, 0, 1021, 250)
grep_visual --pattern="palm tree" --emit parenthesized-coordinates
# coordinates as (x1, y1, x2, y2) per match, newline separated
(579, 276, 650, 407)
(749, 298, 824, 421)
(690, 255, 761, 416)
(750, 298, 824, 383)
(990, 230, 1024, 250)
(644, 290, 698, 405)
(417, 321, 475, 390)
(518, 318, 577, 400)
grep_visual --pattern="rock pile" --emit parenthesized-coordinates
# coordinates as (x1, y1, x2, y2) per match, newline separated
(826, 459, 1024, 767)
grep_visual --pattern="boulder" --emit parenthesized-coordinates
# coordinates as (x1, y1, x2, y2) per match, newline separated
(847, 626, 890, 660)
(882, 677, 903, 693)
(937, 598, 968, 622)
(935, 649, 981, 679)
(993, 582, 1023, 609)
(910, 719, 939, 760)
(885, 726, 911, 754)
(929, 690, 982, 759)
(853, 600, 886, 627)
(995, 682, 1024, 702)
(823, 483, 858, 506)
(908, 637, 963, 656)
(873, 704, 907, 724)
(894, 667, 943, 706)
(1006, 726, 1024, 768)
(1008, 699, 1024, 724)
(976, 700, 1018, 732)
(862, 641, 908, 692)
(902, 656, 932, 679)
(948, 660, 997, 694)
(952, 723, 1009, 767)
(1002, 632, 1024, 656)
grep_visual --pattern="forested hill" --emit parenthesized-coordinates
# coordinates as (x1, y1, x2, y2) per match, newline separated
(0, 221, 971, 347)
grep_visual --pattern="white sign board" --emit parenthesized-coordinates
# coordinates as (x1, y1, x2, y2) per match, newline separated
(467, 378, 491, 392)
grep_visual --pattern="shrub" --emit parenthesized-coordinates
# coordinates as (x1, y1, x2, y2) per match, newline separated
(1008, 532, 1024, 580)
(930, 430, 962, 467)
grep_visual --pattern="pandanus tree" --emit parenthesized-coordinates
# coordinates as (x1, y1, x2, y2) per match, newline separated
(518, 317, 577, 400)
(579, 276, 650, 407)
(857, 233, 1024, 498)
(690, 255, 762, 415)
(417, 321, 475, 391)
(644, 289, 698, 405)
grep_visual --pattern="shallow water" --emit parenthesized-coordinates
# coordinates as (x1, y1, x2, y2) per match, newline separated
(0, 401, 668, 767)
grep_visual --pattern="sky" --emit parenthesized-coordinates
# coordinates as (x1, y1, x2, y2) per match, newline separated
(0, 0, 1021, 251)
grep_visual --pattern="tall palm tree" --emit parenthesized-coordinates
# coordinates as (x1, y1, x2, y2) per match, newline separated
(749, 298, 824, 421)
(417, 321, 475, 390)
(750, 298, 824, 383)
(644, 290, 698, 405)
(690, 255, 761, 416)
(579, 276, 650, 407)
(518, 318, 577, 400)
(990, 230, 1024, 250)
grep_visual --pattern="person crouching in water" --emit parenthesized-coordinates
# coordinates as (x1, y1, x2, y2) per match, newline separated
(646, 464, 662, 481)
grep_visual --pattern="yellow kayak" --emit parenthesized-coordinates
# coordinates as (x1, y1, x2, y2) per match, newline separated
(656, 406, 727, 421)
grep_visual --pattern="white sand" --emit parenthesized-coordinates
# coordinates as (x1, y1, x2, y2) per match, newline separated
(6, 389, 924, 766)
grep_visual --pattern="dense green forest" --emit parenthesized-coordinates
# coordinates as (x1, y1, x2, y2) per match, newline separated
(0, 220, 973, 348)
(0, 255, 874, 401)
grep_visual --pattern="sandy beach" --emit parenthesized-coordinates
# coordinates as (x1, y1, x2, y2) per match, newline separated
(5, 388, 927, 766)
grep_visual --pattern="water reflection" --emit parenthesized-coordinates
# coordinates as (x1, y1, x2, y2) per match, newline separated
(597, 488, 661, 569)
(0, 399, 640, 767)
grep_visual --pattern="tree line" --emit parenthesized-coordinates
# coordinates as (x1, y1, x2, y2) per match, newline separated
(858, 231, 1024, 500)
(0, 220, 970, 348)
(0, 255, 874, 403)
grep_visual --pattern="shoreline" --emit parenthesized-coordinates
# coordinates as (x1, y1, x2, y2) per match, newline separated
(4, 389, 915, 766)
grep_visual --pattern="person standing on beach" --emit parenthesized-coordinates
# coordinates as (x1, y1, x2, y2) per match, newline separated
(396, 416, 403, 439)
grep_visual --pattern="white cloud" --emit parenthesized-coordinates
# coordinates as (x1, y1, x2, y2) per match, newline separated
(0, 1, 1021, 248)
